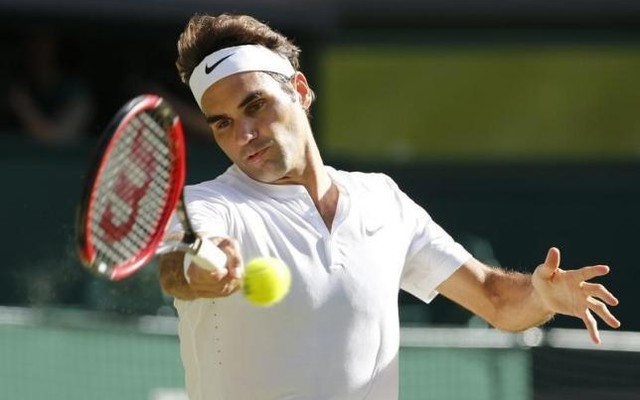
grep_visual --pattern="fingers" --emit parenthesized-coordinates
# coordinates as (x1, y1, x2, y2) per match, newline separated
(587, 297, 621, 329)
(188, 261, 230, 281)
(183, 236, 245, 299)
(583, 300, 621, 345)
(578, 267, 621, 330)
(216, 237, 245, 279)
(187, 267, 241, 298)
(538, 247, 561, 279)
(582, 309, 601, 344)
(194, 279, 240, 298)
(580, 297, 620, 345)
(582, 282, 619, 306)
(578, 264, 611, 282)
(536, 247, 621, 344)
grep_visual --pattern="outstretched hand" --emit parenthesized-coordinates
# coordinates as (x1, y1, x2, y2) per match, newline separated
(532, 247, 621, 344)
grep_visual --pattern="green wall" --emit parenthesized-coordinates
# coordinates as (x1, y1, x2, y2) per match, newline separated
(0, 324, 184, 400)
(0, 316, 531, 400)
(400, 347, 530, 400)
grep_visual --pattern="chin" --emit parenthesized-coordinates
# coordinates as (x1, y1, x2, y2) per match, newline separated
(244, 166, 285, 184)
(239, 156, 292, 184)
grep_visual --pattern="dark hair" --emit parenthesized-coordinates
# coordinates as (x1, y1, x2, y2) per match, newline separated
(176, 14, 301, 85)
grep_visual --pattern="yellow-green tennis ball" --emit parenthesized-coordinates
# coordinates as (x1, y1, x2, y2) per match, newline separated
(243, 257, 291, 307)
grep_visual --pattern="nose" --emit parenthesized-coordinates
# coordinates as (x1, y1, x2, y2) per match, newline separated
(234, 118, 258, 145)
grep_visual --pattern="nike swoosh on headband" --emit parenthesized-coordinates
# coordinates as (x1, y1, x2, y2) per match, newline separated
(205, 54, 234, 74)
(189, 45, 296, 109)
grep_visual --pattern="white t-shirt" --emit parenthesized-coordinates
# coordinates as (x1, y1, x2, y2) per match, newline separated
(171, 165, 471, 400)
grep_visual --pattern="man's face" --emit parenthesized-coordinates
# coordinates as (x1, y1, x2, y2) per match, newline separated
(200, 71, 312, 184)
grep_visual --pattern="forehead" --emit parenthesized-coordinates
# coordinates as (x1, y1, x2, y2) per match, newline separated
(200, 71, 278, 112)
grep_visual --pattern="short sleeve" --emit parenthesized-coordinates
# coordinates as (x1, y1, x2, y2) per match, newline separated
(164, 184, 231, 239)
(382, 176, 471, 303)
(401, 221, 471, 303)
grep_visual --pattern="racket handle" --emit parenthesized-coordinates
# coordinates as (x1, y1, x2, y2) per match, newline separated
(188, 237, 228, 272)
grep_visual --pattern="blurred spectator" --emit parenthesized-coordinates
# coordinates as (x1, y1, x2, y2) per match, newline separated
(122, 74, 214, 143)
(118, 50, 214, 143)
(7, 31, 94, 146)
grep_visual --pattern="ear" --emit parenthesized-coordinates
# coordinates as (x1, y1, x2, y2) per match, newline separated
(292, 72, 312, 110)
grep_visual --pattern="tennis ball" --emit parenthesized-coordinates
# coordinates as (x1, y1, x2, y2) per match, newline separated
(243, 257, 291, 307)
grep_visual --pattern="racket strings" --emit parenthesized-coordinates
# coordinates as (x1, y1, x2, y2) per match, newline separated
(94, 127, 168, 264)
(90, 112, 176, 268)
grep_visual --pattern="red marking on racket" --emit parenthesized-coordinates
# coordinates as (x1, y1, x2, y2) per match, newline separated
(100, 128, 157, 242)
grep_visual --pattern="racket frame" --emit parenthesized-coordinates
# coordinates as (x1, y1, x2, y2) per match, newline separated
(76, 94, 187, 280)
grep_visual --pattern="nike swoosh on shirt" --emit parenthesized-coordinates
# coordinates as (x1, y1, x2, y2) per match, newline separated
(365, 223, 384, 236)
(205, 54, 234, 74)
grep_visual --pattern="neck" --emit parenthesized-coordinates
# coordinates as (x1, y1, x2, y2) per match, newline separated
(272, 137, 331, 200)
(300, 142, 332, 203)
(301, 145, 339, 230)
(279, 140, 338, 229)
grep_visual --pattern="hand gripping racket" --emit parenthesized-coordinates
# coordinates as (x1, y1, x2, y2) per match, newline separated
(76, 94, 226, 281)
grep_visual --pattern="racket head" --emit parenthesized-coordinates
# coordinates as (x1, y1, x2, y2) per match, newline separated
(76, 94, 186, 280)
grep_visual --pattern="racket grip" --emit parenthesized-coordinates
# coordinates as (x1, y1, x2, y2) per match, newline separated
(188, 237, 228, 272)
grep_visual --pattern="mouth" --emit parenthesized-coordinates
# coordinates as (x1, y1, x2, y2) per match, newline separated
(246, 145, 270, 163)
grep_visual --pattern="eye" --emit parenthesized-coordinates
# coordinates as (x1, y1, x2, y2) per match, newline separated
(214, 118, 231, 132)
(246, 99, 266, 115)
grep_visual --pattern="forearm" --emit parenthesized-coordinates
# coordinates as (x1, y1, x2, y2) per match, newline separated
(158, 252, 199, 300)
(484, 268, 555, 331)
(439, 259, 555, 332)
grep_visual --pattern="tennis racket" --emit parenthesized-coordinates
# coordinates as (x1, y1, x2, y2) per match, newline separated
(76, 94, 227, 281)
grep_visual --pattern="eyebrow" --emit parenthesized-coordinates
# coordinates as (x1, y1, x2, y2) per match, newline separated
(205, 91, 264, 124)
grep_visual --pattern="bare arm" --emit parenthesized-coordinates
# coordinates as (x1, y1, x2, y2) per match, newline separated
(9, 85, 92, 143)
(438, 257, 553, 332)
(438, 247, 620, 343)
(158, 252, 199, 300)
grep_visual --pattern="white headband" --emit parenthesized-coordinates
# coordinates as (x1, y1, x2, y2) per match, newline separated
(188, 44, 296, 108)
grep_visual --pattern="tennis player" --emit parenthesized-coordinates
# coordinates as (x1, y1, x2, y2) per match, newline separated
(159, 13, 621, 400)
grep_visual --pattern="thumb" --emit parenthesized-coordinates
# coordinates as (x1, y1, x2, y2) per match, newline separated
(538, 247, 561, 279)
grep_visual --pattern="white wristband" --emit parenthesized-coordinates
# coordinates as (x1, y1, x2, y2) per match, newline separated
(183, 253, 193, 284)
(182, 238, 229, 285)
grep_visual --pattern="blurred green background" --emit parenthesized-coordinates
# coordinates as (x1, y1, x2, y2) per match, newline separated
(321, 44, 640, 162)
